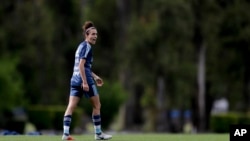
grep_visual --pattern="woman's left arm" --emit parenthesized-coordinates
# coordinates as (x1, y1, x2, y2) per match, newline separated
(92, 72, 104, 86)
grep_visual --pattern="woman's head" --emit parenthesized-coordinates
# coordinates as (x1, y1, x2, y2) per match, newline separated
(82, 21, 97, 45)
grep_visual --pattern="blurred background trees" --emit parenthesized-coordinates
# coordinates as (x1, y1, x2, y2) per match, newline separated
(0, 0, 250, 133)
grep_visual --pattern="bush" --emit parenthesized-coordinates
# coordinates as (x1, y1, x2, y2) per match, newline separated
(210, 112, 250, 133)
(27, 105, 83, 131)
(0, 58, 25, 111)
(0, 108, 27, 134)
(80, 80, 127, 129)
(238, 114, 250, 125)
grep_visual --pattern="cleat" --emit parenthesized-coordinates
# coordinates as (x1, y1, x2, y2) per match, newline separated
(95, 132, 112, 140)
(62, 135, 74, 140)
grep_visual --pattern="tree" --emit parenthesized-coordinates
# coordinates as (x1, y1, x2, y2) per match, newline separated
(191, 0, 207, 131)
(214, 0, 250, 112)
(0, 1, 25, 110)
(123, 0, 195, 131)
(0, 0, 83, 105)
(0, 57, 25, 110)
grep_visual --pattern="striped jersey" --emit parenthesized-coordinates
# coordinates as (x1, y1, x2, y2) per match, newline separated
(71, 41, 94, 86)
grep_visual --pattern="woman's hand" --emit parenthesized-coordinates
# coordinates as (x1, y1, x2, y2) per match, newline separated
(82, 82, 89, 91)
(94, 77, 104, 87)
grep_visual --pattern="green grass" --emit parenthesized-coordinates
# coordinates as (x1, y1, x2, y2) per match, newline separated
(0, 133, 229, 141)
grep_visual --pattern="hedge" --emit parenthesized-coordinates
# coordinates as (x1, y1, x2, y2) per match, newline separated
(210, 112, 250, 133)
(27, 105, 83, 131)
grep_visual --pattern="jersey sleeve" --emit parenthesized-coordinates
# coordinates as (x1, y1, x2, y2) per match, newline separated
(79, 44, 91, 59)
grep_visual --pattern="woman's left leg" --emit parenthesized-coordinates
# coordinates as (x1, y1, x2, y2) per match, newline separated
(90, 95, 112, 140)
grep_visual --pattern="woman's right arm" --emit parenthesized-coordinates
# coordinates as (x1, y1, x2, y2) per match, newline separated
(79, 59, 89, 91)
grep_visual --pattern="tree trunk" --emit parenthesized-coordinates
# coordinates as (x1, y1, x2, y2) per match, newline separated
(156, 76, 168, 132)
(192, 0, 206, 132)
(197, 44, 206, 131)
(242, 45, 250, 112)
(116, 0, 134, 130)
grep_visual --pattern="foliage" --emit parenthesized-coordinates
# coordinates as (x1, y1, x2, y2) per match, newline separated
(206, 0, 250, 111)
(27, 105, 83, 131)
(0, 0, 250, 132)
(0, 57, 25, 110)
(210, 112, 250, 133)
(0, 0, 82, 106)
(82, 0, 119, 79)
(125, 0, 195, 108)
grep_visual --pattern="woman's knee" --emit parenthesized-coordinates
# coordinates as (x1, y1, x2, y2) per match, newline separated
(93, 102, 101, 110)
(68, 96, 79, 109)
(68, 102, 78, 110)
(70, 104, 77, 110)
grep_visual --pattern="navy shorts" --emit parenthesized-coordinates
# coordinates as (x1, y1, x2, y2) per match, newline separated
(70, 84, 99, 98)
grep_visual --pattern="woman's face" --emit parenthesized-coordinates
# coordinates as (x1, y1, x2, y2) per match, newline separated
(86, 29, 97, 45)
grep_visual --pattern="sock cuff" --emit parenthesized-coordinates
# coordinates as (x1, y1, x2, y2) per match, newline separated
(65, 115, 72, 118)
(92, 115, 101, 119)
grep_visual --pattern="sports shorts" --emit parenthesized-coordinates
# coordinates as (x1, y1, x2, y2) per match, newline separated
(70, 84, 98, 98)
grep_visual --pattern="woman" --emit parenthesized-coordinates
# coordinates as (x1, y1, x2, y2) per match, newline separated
(62, 21, 112, 140)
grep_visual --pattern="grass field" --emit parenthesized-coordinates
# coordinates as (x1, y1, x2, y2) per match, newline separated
(0, 133, 229, 141)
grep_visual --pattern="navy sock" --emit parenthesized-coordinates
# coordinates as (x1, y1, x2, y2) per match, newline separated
(63, 115, 72, 135)
(92, 115, 102, 135)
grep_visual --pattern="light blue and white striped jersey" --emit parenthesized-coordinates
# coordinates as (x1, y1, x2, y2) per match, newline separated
(71, 41, 94, 86)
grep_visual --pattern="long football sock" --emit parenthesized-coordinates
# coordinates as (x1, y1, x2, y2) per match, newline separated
(92, 115, 102, 135)
(63, 115, 72, 136)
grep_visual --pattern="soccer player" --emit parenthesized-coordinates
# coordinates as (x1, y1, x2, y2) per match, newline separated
(62, 21, 112, 140)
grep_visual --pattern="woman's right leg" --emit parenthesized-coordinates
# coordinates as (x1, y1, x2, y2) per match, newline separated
(63, 96, 80, 138)
(64, 96, 80, 116)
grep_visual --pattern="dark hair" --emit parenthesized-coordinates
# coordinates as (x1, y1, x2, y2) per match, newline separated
(82, 21, 95, 34)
